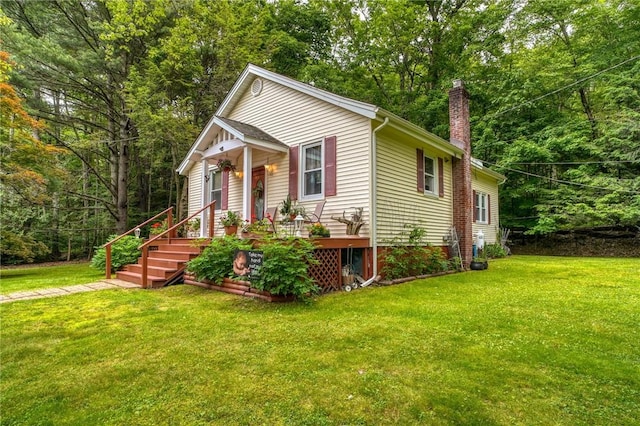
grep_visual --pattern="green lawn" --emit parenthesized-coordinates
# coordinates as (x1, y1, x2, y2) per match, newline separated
(1, 256, 638, 425)
(0, 262, 103, 294)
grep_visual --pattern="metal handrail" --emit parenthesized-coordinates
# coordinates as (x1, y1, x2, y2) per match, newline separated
(103, 207, 174, 279)
(138, 200, 217, 288)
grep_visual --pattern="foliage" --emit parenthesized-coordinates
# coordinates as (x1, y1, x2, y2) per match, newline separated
(2, 257, 639, 424)
(185, 236, 252, 284)
(241, 218, 272, 234)
(220, 211, 242, 227)
(0, 230, 50, 265)
(279, 194, 293, 217)
(149, 219, 168, 236)
(251, 237, 319, 299)
(188, 218, 200, 231)
(216, 158, 235, 172)
(278, 194, 305, 221)
(380, 224, 449, 280)
(90, 235, 142, 273)
(307, 222, 330, 237)
(483, 243, 507, 259)
(2, 0, 639, 258)
(0, 51, 67, 206)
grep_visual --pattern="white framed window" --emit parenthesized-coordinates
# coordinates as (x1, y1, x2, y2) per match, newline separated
(209, 170, 222, 210)
(301, 141, 323, 199)
(424, 155, 436, 194)
(475, 191, 488, 223)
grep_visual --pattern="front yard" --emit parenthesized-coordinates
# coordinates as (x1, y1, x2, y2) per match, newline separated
(1, 256, 638, 424)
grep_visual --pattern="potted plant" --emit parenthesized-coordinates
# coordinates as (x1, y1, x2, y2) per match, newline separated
(308, 222, 330, 238)
(241, 218, 272, 238)
(279, 194, 306, 221)
(217, 158, 235, 172)
(220, 211, 241, 235)
(279, 194, 293, 219)
(187, 218, 200, 237)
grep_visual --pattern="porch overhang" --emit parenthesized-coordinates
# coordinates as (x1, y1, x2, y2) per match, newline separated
(177, 116, 287, 175)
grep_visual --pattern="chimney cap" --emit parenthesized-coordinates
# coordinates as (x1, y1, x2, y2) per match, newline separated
(453, 79, 464, 88)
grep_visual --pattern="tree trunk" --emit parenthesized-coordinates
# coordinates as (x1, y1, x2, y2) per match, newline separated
(116, 113, 130, 234)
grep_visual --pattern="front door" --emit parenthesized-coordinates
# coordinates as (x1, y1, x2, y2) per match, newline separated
(251, 167, 265, 222)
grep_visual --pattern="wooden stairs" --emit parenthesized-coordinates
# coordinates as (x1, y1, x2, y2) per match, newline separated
(116, 239, 208, 288)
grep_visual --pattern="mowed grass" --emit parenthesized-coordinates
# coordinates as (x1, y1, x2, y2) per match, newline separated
(0, 262, 103, 294)
(1, 256, 638, 425)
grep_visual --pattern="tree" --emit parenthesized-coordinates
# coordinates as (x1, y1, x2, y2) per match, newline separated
(0, 51, 66, 262)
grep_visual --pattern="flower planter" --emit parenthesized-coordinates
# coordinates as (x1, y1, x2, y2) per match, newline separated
(470, 260, 488, 270)
(224, 225, 238, 236)
(183, 274, 294, 302)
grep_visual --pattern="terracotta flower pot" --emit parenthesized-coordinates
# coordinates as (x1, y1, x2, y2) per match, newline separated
(224, 225, 238, 236)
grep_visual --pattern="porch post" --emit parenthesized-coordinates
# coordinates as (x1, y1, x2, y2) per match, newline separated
(201, 158, 208, 237)
(242, 145, 252, 221)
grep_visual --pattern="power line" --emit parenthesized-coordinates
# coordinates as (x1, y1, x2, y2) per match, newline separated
(508, 160, 638, 166)
(482, 160, 640, 194)
(489, 54, 640, 118)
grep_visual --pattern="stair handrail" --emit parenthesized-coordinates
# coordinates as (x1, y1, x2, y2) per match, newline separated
(138, 200, 217, 288)
(103, 207, 174, 279)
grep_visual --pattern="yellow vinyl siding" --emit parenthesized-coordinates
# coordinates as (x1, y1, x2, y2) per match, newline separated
(472, 171, 500, 243)
(226, 78, 372, 237)
(376, 131, 453, 246)
(187, 162, 203, 216)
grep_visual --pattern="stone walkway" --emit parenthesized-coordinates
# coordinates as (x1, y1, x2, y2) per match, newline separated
(0, 279, 141, 304)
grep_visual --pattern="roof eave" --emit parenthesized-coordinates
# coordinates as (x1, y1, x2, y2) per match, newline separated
(177, 115, 219, 175)
(376, 110, 464, 157)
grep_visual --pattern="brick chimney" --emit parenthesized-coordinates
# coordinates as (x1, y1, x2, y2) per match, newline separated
(449, 79, 473, 267)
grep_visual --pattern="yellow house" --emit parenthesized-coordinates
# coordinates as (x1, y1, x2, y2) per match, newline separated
(177, 64, 504, 276)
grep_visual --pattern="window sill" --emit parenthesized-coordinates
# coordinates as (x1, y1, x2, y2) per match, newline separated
(300, 194, 324, 202)
(422, 191, 439, 200)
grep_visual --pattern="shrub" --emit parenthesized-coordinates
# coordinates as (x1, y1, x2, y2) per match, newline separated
(186, 236, 252, 284)
(0, 230, 50, 265)
(91, 235, 142, 273)
(483, 243, 507, 259)
(380, 224, 449, 280)
(252, 237, 319, 300)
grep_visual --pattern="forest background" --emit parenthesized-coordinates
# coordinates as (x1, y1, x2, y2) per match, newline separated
(1, 0, 638, 264)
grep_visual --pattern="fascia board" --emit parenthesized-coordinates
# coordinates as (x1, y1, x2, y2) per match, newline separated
(177, 116, 219, 175)
(377, 110, 463, 157)
(472, 160, 507, 183)
(217, 64, 378, 119)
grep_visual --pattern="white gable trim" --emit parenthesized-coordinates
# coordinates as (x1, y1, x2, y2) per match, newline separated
(178, 115, 286, 175)
(216, 64, 379, 119)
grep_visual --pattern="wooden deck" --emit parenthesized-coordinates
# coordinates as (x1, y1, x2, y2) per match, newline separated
(116, 236, 374, 293)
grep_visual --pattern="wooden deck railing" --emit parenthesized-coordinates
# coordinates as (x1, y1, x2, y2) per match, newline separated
(103, 207, 174, 279)
(138, 201, 216, 288)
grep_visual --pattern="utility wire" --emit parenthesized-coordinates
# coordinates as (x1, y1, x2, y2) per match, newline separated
(508, 160, 639, 165)
(489, 54, 640, 118)
(482, 160, 640, 194)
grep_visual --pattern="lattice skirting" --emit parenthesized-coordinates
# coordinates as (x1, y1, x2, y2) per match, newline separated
(309, 248, 341, 293)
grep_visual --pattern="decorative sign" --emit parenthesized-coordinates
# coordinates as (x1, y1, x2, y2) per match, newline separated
(233, 250, 264, 278)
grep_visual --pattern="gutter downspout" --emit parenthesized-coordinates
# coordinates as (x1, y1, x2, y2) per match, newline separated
(361, 117, 389, 287)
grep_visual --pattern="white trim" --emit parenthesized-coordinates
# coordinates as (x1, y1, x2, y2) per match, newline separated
(475, 191, 489, 224)
(178, 116, 287, 175)
(423, 155, 437, 196)
(217, 64, 379, 119)
(242, 146, 252, 221)
(299, 139, 324, 201)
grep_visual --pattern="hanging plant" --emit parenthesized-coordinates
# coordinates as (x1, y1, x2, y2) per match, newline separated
(217, 158, 236, 172)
